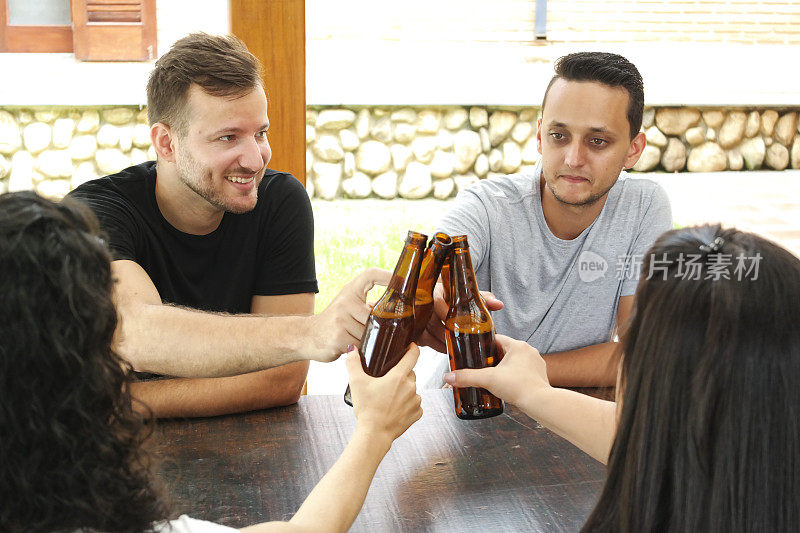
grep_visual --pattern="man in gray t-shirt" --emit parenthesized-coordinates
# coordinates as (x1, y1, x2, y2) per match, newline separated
(434, 52, 673, 387)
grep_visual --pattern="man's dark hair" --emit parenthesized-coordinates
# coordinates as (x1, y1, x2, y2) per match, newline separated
(0, 192, 167, 532)
(542, 52, 644, 139)
(583, 224, 800, 532)
(146, 32, 262, 134)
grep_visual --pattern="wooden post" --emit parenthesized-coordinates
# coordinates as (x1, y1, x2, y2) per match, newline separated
(229, 0, 306, 187)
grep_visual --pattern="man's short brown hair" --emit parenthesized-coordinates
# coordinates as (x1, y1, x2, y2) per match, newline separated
(146, 33, 262, 134)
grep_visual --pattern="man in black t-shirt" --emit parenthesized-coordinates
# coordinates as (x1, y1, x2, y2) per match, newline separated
(68, 34, 386, 418)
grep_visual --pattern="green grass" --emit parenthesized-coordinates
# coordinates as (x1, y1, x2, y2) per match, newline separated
(312, 199, 452, 313)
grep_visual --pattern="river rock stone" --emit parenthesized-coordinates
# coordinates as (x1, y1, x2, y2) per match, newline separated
(661, 138, 687, 172)
(97, 124, 120, 148)
(355, 109, 370, 139)
(9, 151, 34, 191)
(393, 123, 416, 144)
(417, 110, 441, 134)
(130, 148, 149, 165)
(745, 111, 761, 137)
(391, 108, 417, 124)
(305, 172, 315, 198)
(35, 110, 60, 123)
(36, 179, 71, 198)
(633, 145, 661, 171)
(306, 110, 317, 125)
(433, 177, 455, 199)
(687, 142, 726, 172)
(765, 143, 789, 170)
(343, 152, 356, 178)
(313, 134, 345, 162)
(655, 108, 700, 135)
(312, 162, 342, 200)
(430, 150, 456, 178)
(685, 126, 706, 146)
(391, 144, 412, 172)
(727, 147, 744, 171)
(444, 108, 468, 130)
(740, 137, 766, 170)
(760, 110, 778, 136)
(642, 107, 655, 129)
(0, 111, 21, 154)
(775, 112, 797, 146)
(17, 110, 33, 124)
(501, 141, 522, 174)
(306, 149, 313, 174)
(306, 125, 315, 143)
(399, 162, 432, 199)
(372, 170, 398, 199)
(316, 109, 356, 130)
(37, 150, 73, 178)
(718, 111, 747, 148)
(133, 123, 152, 148)
(792, 137, 800, 169)
(489, 111, 516, 146)
(0, 153, 10, 178)
(23, 123, 51, 153)
(342, 172, 372, 198)
(437, 130, 454, 151)
(702, 110, 725, 129)
(96, 149, 130, 174)
(706, 128, 716, 141)
(136, 108, 149, 124)
(102, 108, 135, 125)
(72, 161, 99, 188)
(645, 126, 667, 148)
(474, 153, 489, 177)
(479, 127, 490, 152)
(488, 148, 503, 172)
(371, 116, 393, 143)
(356, 140, 391, 175)
(454, 130, 481, 173)
(511, 121, 534, 143)
(147, 146, 156, 160)
(521, 136, 540, 164)
(469, 107, 488, 128)
(411, 136, 437, 164)
(52, 118, 75, 149)
(454, 173, 479, 192)
(118, 126, 134, 152)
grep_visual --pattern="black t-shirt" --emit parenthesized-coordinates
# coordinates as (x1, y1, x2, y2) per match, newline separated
(68, 161, 318, 314)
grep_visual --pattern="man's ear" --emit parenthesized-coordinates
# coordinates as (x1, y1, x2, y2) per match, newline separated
(536, 117, 544, 156)
(623, 131, 647, 170)
(151, 123, 177, 163)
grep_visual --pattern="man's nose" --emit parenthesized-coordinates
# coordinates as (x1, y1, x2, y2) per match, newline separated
(239, 138, 265, 172)
(564, 141, 586, 168)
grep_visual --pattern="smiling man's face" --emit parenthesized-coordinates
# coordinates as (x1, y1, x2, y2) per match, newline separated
(537, 78, 644, 208)
(172, 84, 272, 215)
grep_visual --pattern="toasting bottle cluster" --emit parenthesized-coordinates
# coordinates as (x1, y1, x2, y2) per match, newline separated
(344, 231, 504, 420)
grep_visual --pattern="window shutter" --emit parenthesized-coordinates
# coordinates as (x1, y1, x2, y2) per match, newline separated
(71, 0, 156, 61)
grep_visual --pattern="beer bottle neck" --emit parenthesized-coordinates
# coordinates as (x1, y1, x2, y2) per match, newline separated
(450, 246, 482, 306)
(383, 240, 425, 303)
(417, 237, 453, 295)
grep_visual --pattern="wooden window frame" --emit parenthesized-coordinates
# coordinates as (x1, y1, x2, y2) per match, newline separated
(1, 0, 156, 61)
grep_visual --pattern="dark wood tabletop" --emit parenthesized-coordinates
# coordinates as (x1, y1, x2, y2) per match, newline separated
(152, 389, 606, 532)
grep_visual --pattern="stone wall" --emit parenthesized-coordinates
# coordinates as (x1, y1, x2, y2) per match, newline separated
(306, 106, 800, 200)
(1, 105, 798, 199)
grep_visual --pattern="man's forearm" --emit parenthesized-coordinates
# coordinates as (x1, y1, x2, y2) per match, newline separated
(542, 341, 621, 387)
(130, 362, 309, 418)
(116, 303, 317, 377)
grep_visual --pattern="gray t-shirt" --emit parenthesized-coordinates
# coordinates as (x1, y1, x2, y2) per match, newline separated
(436, 161, 672, 354)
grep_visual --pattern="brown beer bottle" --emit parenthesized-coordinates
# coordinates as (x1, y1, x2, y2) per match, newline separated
(344, 230, 427, 406)
(444, 235, 504, 419)
(412, 232, 453, 340)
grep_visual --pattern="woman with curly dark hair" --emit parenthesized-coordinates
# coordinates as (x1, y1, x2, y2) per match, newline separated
(446, 224, 800, 531)
(0, 191, 423, 532)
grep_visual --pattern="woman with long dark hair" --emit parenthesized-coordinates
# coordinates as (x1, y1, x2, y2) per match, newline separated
(0, 191, 422, 532)
(446, 224, 800, 531)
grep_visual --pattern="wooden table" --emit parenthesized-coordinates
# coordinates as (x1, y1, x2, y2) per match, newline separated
(152, 389, 606, 532)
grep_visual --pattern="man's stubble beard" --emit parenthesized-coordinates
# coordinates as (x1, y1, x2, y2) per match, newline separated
(175, 148, 258, 215)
